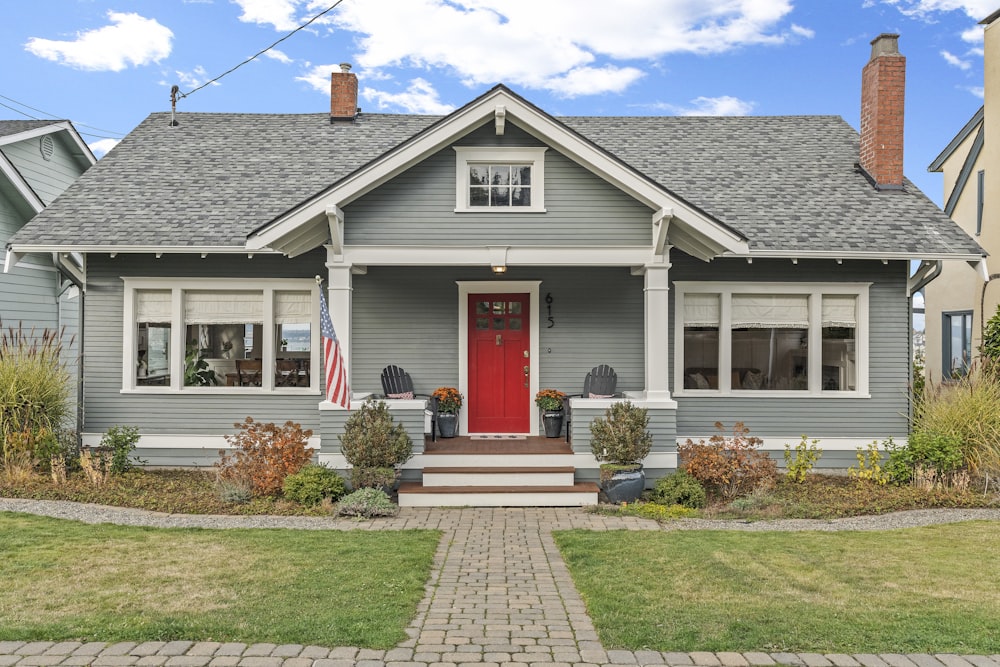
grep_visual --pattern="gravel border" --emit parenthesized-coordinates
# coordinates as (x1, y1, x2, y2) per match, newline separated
(2, 497, 1000, 531)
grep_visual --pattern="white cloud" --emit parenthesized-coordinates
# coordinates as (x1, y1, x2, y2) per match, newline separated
(246, 0, 800, 97)
(962, 25, 985, 42)
(264, 49, 293, 64)
(88, 138, 120, 158)
(678, 96, 756, 116)
(941, 49, 972, 69)
(25, 11, 173, 71)
(233, 0, 302, 30)
(295, 63, 340, 93)
(883, 0, 996, 19)
(174, 66, 215, 88)
(362, 79, 455, 114)
(967, 85, 985, 98)
(968, 46, 985, 56)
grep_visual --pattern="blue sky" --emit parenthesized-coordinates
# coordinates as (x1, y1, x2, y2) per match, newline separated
(0, 0, 992, 210)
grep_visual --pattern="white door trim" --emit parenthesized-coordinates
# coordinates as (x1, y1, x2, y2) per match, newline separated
(457, 281, 541, 436)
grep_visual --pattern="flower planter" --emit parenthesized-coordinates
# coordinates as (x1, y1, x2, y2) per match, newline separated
(601, 465, 645, 504)
(437, 412, 459, 438)
(542, 410, 564, 438)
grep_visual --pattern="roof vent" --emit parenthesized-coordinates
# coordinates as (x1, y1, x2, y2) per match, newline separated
(39, 135, 54, 161)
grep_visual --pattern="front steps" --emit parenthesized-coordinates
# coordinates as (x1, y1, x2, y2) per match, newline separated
(397, 437, 599, 507)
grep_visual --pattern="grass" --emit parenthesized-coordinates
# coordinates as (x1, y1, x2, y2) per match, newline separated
(0, 512, 440, 648)
(554, 521, 1000, 653)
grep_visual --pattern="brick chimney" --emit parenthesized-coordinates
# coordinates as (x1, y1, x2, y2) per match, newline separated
(330, 63, 358, 122)
(859, 33, 906, 189)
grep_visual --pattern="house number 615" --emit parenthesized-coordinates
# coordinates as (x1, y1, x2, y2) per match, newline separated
(545, 293, 554, 328)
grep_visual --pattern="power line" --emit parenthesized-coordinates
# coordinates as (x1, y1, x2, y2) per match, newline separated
(178, 0, 346, 100)
(0, 94, 126, 137)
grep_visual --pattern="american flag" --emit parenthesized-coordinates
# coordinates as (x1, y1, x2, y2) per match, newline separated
(319, 289, 350, 409)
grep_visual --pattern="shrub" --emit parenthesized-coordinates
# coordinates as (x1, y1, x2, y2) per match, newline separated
(912, 362, 1000, 480)
(283, 464, 346, 505)
(980, 305, 1000, 362)
(783, 436, 823, 483)
(350, 466, 398, 491)
(34, 427, 78, 484)
(339, 399, 413, 469)
(99, 425, 143, 474)
(884, 431, 965, 486)
(649, 470, 706, 508)
(0, 324, 73, 467)
(216, 418, 314, 496)
(215, 477, 252, 504)
(590, 401, 653, 465)
(337, 487, 398, 518)
(848, 440, 889, 485)
(677, 422, 777, 500)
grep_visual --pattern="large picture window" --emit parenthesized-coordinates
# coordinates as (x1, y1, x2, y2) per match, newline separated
(675, 283, 868, 396)
(124, 279, 319, 393)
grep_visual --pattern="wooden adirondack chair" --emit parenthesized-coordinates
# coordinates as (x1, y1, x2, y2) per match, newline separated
(380, 365, 438, 441)
(565, 364, 619, 443)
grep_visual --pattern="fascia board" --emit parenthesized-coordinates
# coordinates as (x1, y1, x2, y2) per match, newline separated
(737, 249, 986, 261)
(8, 244, 278, 255)
(927, 106, 983, 173)
(0, 153, 44, 213)
(0, 122, 97, 168)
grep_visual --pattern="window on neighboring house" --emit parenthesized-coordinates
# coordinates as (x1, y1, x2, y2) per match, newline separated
(454, 146, 547, 212)
(125, 279, 318, 392)
(675, 283, 868, 396)
(943, 310, 973, 379)
(977, 169, 985, 236)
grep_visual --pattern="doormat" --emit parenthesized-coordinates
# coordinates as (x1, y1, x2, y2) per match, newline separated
(471, 434, 527, 440)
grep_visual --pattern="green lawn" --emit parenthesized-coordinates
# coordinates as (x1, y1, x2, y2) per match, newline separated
(0, 513, 440, 648)
(554, 521, 1000, 653)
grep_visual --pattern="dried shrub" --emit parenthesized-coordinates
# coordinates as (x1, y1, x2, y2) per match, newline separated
(79, 447, 111, 486)
(677, 421, 777, 500)
(216, 417, 314, 496)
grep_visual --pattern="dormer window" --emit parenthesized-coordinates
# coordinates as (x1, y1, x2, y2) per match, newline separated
(455, 147, 547, 212)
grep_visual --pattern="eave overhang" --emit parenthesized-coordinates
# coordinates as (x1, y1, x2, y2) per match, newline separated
(246, 85, 748, 262)
(0, 121, 97, 170)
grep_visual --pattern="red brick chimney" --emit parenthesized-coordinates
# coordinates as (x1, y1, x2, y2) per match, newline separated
(859, 33, 905, 189)
(330, 63, 358, 122)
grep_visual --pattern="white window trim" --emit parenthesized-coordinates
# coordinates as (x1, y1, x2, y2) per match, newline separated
(122, 277, 321, 394)
(454, 146, 547, 213)
(673, 282, 870, 398)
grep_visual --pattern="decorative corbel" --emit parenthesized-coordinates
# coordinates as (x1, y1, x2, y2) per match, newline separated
(326, 205, 345, 260)
(495, 105, 506, 136)
(652, 208, 673, 256)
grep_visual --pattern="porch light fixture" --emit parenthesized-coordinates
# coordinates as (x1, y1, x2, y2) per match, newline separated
(491, 265, 507, 274)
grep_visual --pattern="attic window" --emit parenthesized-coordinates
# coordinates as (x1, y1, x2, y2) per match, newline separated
(454, 147, 547, 212)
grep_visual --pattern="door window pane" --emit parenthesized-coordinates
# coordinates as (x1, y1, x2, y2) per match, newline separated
(508, 301, 522, 314)
(476, 301, 490, 315)
(492, 318, 505, 330)
(508, 318, 522, 330)
(476, 317, 489, 330)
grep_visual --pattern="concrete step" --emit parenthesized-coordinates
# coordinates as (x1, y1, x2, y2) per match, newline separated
(397, 481, 599, 508)
(422, 466, 577, 487)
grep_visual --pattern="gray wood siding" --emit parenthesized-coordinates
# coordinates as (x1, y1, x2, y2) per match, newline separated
(670, 255, 911, 441)
(0, 260, 59, 330)
(569, 404, 676, 455)
(83, 251, 326, 434)
(1, 134, 82, 206)
(350, 266, 645, 396)
(343, 121, 653, 246)
(320, 404, 425, 456)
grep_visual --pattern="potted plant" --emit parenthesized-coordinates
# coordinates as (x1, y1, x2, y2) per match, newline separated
(431, 387, 463, 438)
(339, 398, 413, 491)
(590, 400, 653, 503)
(535, 388, 567, 438)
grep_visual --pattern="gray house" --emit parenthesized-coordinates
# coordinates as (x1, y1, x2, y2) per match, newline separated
(1, 119, 95, 418)
(8, 36, 982, 506)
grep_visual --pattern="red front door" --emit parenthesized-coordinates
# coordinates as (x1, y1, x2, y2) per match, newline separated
(468, 294, 530, 433)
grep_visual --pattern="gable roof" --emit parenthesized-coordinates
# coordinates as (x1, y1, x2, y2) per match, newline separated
(0, 120, 59, 140)
(928, 106, 984, 173)
(9, 89, 982, 260)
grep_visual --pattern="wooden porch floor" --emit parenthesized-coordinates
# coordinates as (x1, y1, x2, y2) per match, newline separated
(423, 436, 572, 455)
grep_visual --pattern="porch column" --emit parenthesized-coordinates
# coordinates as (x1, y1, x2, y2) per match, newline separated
(644, 262, 671, 400)
(326, 250, 353, 398)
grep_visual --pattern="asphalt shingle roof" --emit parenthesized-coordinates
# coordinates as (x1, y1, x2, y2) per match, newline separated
(0, 119, 63, 140)
(11, 109, 982, 256)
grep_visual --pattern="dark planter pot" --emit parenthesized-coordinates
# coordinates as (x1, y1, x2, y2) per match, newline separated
(437, 412, 459, 438)
(542, 410, 564, 438)
(601, 466, 645, 504)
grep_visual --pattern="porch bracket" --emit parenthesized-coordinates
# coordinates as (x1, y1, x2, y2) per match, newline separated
(652, 208, 673, 256)
(326, 205, 345, 260)
(494, 105, 506, 136)
(3, 246, 23, 273)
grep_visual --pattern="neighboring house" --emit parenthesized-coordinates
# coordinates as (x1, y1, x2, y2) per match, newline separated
(925, 10, 1000, 381)
(1, 119, 95, 420)
(8, 36, 982, 506)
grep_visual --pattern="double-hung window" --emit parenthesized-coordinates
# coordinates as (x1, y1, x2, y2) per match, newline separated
(454, 147, 547, 212)
(675, 282, 869, 396)
(124, 278, 319, 392)
(942, 310, 973, 379)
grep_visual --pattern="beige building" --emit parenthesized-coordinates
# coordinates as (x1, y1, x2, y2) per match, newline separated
(924, 11, 1000, 381)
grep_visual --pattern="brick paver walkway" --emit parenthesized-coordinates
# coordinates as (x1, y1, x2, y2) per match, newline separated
(2, 505, 998, 667)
